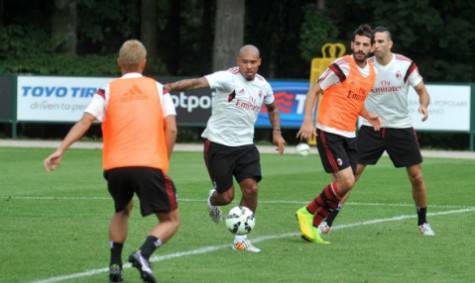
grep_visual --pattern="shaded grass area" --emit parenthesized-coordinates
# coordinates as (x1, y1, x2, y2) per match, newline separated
(0, 148, 474, 282)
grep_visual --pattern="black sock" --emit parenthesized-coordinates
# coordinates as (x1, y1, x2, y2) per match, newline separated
(110, 242, 123, 267)
(326, 206, 341, 226)
(139, 236, 162, 259)
(417, 207, 427, 225)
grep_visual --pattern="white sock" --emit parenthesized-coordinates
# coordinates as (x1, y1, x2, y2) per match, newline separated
(234, 234, 247, 242)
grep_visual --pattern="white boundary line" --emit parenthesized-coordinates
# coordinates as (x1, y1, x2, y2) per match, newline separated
(1, 140, 475, 159)
(2, 196, 473, 209)
(30, 207, 475, 283)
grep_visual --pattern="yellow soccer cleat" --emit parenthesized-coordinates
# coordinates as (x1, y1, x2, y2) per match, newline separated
(312, 227, 330, 245)
(296, 207, 316, 241)
(296, 207, 330, 244)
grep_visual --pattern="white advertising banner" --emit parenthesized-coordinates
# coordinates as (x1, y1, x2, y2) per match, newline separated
(408, 85, 471, 131)
(17, 76, 114, 122)
(16, 77, 472, 132)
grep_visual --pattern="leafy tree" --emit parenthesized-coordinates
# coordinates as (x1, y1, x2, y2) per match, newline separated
(299, 3, 339, 61)
(77, 0, 140, 54)
(246, 0, 316, 78)
(0, 0, 472, 81)
(51, 0, 78, 55)
(369, 0, 473, 82)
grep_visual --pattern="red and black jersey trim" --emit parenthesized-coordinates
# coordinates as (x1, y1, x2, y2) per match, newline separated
(96, 88, 106, 99)
(227, 90, 236, 102)
(404, 62, 417, 83)
(329, 63, 346, 83)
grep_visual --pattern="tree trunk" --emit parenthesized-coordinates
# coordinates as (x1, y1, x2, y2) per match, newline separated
(199, 0, 214, 73)
(0, 0, 4, 26)
(317, 0, 325, 11)
(166, 0, 181, 74)
(141, 0, 157, 73)
(212, 0, 244, 71)
(51, 0, 77, 54)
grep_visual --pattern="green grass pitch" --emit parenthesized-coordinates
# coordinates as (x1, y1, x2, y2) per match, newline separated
(1, 147, 474, 282)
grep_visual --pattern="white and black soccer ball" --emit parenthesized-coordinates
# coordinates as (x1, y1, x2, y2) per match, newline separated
(296, 143, 310, 156)
(225, 206, 256, 235)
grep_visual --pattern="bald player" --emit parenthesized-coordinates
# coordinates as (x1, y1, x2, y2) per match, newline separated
(166, 44, 286, 253)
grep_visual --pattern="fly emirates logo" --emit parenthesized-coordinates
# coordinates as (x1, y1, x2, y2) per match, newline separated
(372, 80, 402, 94)
(346, 87, 368, 101)
(235, 96, 260, 112)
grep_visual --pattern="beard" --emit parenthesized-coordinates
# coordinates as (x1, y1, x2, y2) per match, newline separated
(353, 51, 368, 64)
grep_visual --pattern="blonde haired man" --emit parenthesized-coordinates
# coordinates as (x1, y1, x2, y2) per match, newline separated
(44, 39, 178, 283)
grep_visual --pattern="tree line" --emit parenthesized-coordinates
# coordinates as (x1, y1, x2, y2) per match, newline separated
(0, 0, 473, 82)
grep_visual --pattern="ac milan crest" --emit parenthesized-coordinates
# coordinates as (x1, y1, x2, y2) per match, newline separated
(395, 70, 402, 79)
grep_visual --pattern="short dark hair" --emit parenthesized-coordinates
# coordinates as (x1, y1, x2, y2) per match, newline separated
(352, 24, 374, 43)
(374, 26, 392, 40)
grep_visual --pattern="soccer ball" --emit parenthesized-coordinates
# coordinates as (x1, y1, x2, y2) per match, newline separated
(296, 143, 310, 156)
(225, 206, 256, 235)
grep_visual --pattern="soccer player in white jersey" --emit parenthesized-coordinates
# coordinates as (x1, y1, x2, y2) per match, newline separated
(321, 26, 435, 236)
(166, 45, 286, 252)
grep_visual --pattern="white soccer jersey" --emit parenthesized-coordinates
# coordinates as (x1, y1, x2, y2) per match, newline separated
(203, 67, 274, 146)
(85, 73, 176, 122)
(361, 53, 423, 128)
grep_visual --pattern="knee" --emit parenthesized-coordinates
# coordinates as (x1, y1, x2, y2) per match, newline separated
(163, 209, 181, 231)
(119, 202, 133, 217)
(171, 214, 180, 230)
(410, 172, 424, 187)
(220, 189, 235, 204)
(242, 183, 258, 198)
(338, 175, 355, 192)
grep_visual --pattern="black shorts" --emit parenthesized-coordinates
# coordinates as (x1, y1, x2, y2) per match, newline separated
(316, 129, 358, 174)
(203, 140, 262, 193)
(357, 126, 422, 168)
(104, 167, 177, 216)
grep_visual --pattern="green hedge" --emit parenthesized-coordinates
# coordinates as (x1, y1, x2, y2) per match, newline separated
(0, 24, 166, 76)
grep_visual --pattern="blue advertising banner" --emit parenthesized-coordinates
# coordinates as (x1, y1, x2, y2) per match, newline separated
(256, 80, 309, 128)
(15, 76, 311, 127)
(12, 75, 473, 132)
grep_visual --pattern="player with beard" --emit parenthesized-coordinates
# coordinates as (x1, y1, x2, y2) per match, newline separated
(295, 24, 381, 244)
(166, 45, 286, 253)
(319, 26, 435, 236)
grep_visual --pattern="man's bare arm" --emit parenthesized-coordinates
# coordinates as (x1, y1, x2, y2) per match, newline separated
(414, 81, 430, 121)
(164, 115, 177, 158)
(265, 102, 286, 154)
(296, 82, 322, 141)
(43, 113, 96, 172)
(165, 77, 209, 92)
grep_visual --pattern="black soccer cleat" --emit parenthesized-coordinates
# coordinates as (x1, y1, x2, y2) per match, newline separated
(109, 264, 123, 282)
(128, 251, 156, 283)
